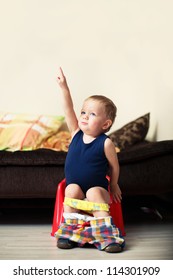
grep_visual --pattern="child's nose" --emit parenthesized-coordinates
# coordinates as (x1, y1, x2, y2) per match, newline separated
(83, 114, 89, 119)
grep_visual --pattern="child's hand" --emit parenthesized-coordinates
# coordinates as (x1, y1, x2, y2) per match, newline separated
(111, 184, 122, 203)
(57, 67, 68, 89)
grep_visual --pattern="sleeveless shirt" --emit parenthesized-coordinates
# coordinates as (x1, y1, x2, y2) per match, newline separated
(65, 130, 109, 193)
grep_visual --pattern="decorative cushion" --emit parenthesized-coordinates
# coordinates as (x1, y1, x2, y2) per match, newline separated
(0, 112, 67, 151)
(109, 113, 150, 150)
(40, 131, 71, 152)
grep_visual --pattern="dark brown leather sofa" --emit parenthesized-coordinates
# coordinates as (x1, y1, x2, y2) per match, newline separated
(0, 140, 173, 209)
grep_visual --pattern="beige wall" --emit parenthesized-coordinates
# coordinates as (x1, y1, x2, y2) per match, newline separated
(0, 0, 173, 140)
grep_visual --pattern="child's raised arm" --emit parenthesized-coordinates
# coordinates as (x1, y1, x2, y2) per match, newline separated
(57, 67, 79, 136)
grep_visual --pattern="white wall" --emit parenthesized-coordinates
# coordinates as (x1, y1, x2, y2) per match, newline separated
(0, 0, 173, 140)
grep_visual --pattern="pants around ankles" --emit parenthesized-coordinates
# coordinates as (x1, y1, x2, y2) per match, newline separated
(55, 216, 125, 250)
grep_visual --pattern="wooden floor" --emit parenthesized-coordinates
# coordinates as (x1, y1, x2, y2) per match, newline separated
(0, 197, 173, 260)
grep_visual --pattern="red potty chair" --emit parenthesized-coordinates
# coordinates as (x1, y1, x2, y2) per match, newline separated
(51, 178, 125, 237)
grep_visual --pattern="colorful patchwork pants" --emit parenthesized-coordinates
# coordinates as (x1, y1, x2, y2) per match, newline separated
(55, 197, 125, 250)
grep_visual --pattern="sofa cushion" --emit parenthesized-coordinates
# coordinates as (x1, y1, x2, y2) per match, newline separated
(109, 113, 150, 150)
(40, 131, 71, 152)
(0, 112, 67, 151)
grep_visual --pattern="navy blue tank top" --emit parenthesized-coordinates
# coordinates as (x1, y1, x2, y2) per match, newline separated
(65, 130, 109, 193)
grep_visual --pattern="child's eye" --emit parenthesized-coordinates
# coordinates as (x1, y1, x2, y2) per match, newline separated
(90, 112, 96, 116)
(81, 111, 86, 115)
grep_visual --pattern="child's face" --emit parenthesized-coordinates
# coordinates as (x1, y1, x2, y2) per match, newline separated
(78, 99, 110, 136)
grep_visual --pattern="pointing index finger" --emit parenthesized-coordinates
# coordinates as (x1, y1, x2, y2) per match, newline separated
(59, 67, 64, 77)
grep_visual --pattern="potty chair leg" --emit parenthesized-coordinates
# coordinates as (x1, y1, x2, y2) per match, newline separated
(110, 200, 125, 236)
(51, 179, 65, 236)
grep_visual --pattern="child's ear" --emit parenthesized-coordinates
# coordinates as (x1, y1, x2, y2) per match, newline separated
(103, 119, 112, 130)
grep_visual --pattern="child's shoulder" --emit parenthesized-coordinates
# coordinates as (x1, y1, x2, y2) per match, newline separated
(104, 136, 115, 148)
(71, 128, 81, 139)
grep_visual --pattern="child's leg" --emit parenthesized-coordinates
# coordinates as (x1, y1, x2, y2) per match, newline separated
(64, 184, 85, 213)
(86, 187, 125, 252)
(57, 184, 85, 249)
(89, 216, 125, 252)
(86, 187, 110, 217)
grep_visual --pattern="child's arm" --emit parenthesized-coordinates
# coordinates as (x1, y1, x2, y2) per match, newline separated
(104, 138, 122, 203)
(57, 67, 79, 136)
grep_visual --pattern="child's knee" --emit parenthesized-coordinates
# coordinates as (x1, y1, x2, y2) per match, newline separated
(86, 187, 110, 204)
(65, 184, 85, 200)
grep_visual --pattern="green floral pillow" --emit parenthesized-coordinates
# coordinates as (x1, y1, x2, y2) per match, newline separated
(109, 113, 150, 150)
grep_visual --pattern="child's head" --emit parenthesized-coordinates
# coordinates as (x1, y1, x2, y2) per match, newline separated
(85, 95, 117, 132)
(79, 95, 117, 135)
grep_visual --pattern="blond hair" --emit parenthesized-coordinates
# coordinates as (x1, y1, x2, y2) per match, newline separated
(85, 95, 117, 132)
